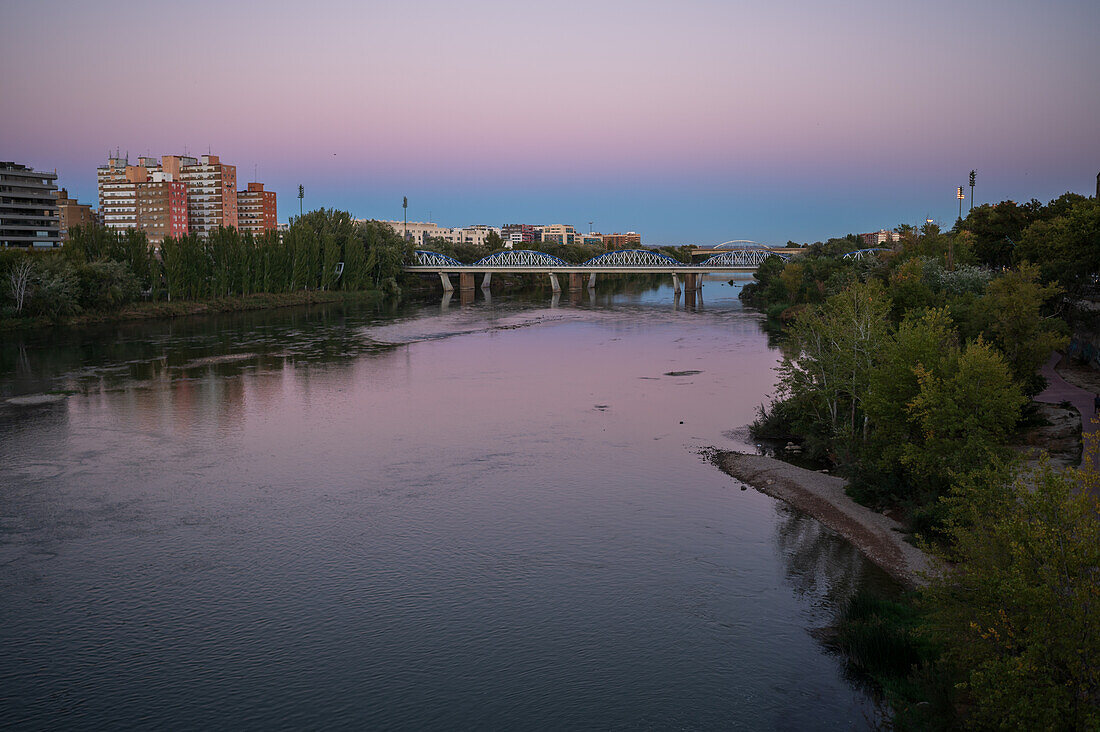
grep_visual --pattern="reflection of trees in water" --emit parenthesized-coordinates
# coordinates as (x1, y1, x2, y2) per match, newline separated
(774, 504, 873, 609)
(774, 503, 902, 709)
(0, 299, 406, 395)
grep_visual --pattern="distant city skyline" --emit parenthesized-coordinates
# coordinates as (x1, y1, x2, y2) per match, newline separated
(3, 0, 1098, 244)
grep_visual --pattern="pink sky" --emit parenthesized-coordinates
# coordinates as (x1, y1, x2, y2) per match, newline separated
(3, 0, 1098, 242)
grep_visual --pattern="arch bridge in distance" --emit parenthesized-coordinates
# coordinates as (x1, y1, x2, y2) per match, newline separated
(406, 247, 792, 294)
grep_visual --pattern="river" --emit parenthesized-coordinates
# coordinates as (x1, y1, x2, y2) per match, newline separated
(0, 276, 895, 729)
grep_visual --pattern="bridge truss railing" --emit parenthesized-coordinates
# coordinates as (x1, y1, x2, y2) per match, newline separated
(411, 248, 789, 270)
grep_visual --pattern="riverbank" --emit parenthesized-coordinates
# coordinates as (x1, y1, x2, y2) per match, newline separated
(0, 289, 385, 332)
(710, 451, 933, 587)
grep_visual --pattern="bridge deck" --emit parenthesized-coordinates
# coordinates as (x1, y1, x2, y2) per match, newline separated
(405, 265, 757, 274)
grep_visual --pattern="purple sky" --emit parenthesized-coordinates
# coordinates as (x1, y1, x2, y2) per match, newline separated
(3, 0, 1098, 244)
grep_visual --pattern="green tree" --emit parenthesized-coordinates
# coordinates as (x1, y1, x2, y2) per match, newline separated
(856, 308, 959, 504)
(924, 456, 1100, 730)
(321, 233, 341, 290)
(74, 260, 140, 310)
(776, 280, 892, 457)
(341, 233, 368, 291)
(961, 200, 1039, 268)
(974, 263, 1067, 391)
(1014, 197, 1100, 299)
(902, 338, 1026, 497)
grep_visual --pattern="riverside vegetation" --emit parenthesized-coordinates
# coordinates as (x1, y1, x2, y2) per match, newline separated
(741, 193, 1100, 728)
(0, 209, 413, 329)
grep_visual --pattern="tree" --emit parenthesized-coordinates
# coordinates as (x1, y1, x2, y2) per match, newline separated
(974, 263, 1067, 391)
(320, 233, 340, 290)
(961, 200, 1040, 268)
(341, 233, 368, 291)
(924, 453, 1100, 729)
(855, 308, 959, 504)
(902, 338, 1026, 497)
(1014, 197, 1100, 299)
(776, 280, 892, 457)
(8, 257, 33, 313)
(484, 230, 503, 250)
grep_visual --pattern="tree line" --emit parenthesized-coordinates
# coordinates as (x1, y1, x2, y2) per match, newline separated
(423, 236, 694, 265)
(0, 209, 412, 320)
(742, 192, 1100, 728)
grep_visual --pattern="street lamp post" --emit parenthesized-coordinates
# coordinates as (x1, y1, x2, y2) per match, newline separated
(298, 184, 304, 218)
(403, 196, 408, 241)
(957, 186, 965, 222)
(969, 170, 976, 211)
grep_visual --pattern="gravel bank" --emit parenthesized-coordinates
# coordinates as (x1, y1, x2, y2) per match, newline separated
(712, 451, 934, 587)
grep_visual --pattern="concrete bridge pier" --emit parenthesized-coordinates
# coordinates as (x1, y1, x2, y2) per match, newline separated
(683, 273, 703, 291)
(481, 272, 492, 290)
(568, 273, 583, 290)
(588, 273, 596, 289)
(684, 286, 697, 308)
(460, 273, 475, 291)
(672, 274, 681, 294)
(439, 273, 454, 292)
(548, 273, 561, 293)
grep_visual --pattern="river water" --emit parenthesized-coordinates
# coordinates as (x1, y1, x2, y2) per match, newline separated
(0, 277, 894, 729)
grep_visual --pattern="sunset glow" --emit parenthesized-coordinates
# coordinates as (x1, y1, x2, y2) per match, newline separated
(4, 0, 1098, 241)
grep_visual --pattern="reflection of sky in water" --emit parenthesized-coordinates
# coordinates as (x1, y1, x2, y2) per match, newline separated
(0, 279, 892, 729)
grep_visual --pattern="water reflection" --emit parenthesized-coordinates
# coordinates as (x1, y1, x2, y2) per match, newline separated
(0, 279, 889, 729)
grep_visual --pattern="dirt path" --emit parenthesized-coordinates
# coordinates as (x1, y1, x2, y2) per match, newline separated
(711, 452, 934, 588)
(1039, 352, 1099, 468)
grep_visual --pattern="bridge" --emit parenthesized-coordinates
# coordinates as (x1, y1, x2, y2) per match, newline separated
(688, 240, 806, 260)
(405, 247, 792, 295)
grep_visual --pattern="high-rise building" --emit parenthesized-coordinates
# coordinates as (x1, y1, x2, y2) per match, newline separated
(179, 154, 237, 236)
(1, 162, 61, 248)
(97, 156, 147, 232)
(136, 174, 189, 245)
(97, 152, 261, 241)
(56, 188, 95, 241)
(237, 182, 277, 237)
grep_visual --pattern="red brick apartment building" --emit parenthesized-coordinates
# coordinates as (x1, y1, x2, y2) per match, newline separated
(237, 182, 277, 237)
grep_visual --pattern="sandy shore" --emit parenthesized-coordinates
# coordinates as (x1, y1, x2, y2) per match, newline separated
(711, 451, 933, 587)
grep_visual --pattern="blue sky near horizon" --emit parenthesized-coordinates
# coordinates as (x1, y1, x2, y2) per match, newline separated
(2, 0, 1098, 244)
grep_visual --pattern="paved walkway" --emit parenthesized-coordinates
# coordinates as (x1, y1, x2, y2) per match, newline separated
(1035, 352, 1099, 468)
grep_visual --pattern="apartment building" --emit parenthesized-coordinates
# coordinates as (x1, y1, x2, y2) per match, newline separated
(56, 188, 95, 242)
(860, 229, 901, 247)
(237, 182, 277, 237)
(97, 156, 147, 231)
(374, 220, 502, 248)
(373, 220, 446, 247)
(97, 153, 264, 240)
(501, 223, 538, 246)
(447, 224, 499, 247)
(179, 154, 237, 236)
(0, 162, 61, 248)
(539, 224, 576, 245)
(136, 174, 189, 245)
(602, 232, 641, 249)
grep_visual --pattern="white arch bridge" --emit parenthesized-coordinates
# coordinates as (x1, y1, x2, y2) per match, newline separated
(406, 248, 791, 294)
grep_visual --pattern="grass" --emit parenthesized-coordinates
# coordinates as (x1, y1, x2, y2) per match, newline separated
(827, 589, 959, 729)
